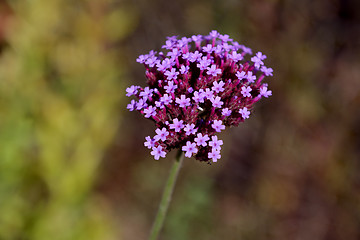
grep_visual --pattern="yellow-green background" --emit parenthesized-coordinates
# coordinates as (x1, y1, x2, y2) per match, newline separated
(0, 0, 359, 239)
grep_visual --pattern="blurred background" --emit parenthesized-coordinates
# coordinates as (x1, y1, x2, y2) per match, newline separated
(0, 0, 359, 239)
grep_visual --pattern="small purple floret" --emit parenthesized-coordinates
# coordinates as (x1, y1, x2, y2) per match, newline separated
(236, 71, 246, 80)
(175, 95, 191, 108)
(144, 106, 157, 118)
(126, 85, 139, 97)
(208, 149, 221, 162)
(127, 100, 136, 111)
(182, 141, 198, 158)
(209, 136, 223, 151)
(169, 118, 184, 132)
(212, 81, 225, 93)
(144, 136, 156, 149)
(210, 96, 224, 108)
(151, 145, 167, 160)
(212, 120, 225, 132)
(160, 94, 173, 105)
(241, 86, 252, 98)
(260, 86, 272, 98)
(184, 123, 197, 136)
(222, 108, 232, 117)
(206, 64, 222, 77)
(239, 107, 250, 119)
(164, 68, 179, 81)
(194, 133, 210, 147)
(246, 72, 256, 83)
(154, 127, 169, 142)
(164, 81, 178, 94)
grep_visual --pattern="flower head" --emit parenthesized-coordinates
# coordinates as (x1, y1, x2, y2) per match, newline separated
(127, 31, 273, 162)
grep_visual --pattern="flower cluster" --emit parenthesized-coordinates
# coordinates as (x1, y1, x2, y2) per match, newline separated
(127, 31, 272, 163)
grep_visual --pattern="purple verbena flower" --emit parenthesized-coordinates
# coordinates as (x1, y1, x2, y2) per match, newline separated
(136, 55, 147, 64)
(126, 85, 139, 97)
(162, 40, 173, 49)
(261, 66, 273, 76)
(127, 31, 273, 162)
(139, 87, 153, 100)
(209, 135, 223, 151)
(209, 30, 219, 38)
(228, 51, 243, 62)
(180, 65, 189, 74)
(212, 81, 225, 93)
(182, 141, 198, 158)
(208, 149, 221, 162)
(256, 52, 267, 60)
(151, 145, 167, 160)
(167, 48, 180, 58)
(206, 64, 222, 77)
(192, 91, 205, 103)
(155, 101, 164, 109)
(184, 123, 197, 136)
(246, 72, 257, 83)
(236, 71, 246, 80)
(204, 88, 214, 99)
(175, 95, 191, 108)
(222, 108, 232, 117)
(202, 44, 214, 53)
(197, 57, 212, 70)
(169, 118, 184, 132)
(164, 68, 179, 81)
(144, 136, 156, 149)
(239, 107, 250, 119)
(127, 100, 136, 111)
(157, 58, 173, 72)
(144, 106, 157, 118)
(154, 127, 170, 142)
(214, 45, 223, 55)
(194, 133, 210, 147)
(211, 120, 225, 132)
(167, 35, 178, 42)
(136, 98, 147, 110)
(219, 34, 231, 42)
(210, 96, 224, 108)
(260, 86, 272, 98)
(192, 34, 203, 43)
(164, 81, 178, 94)
(145, 56, 158, 67)
(188, 51, 202, 62)
(241, 86, 252, 98)
(160, 94, 173, 105)
(241, 45, 252, 55)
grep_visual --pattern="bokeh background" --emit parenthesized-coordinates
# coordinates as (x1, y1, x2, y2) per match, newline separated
(0, 0, 359, 239)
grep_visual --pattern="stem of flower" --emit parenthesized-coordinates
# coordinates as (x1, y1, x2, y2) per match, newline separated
(148, 149, 184, 240)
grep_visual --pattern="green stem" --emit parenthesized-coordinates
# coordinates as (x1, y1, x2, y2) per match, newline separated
(148, 149, 184, 240)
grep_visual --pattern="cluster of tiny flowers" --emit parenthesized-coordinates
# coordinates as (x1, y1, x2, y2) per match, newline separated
(127, 31, 273, 163)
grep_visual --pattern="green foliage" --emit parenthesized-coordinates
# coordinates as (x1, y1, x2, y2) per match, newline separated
(0, 1, 133, 239)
